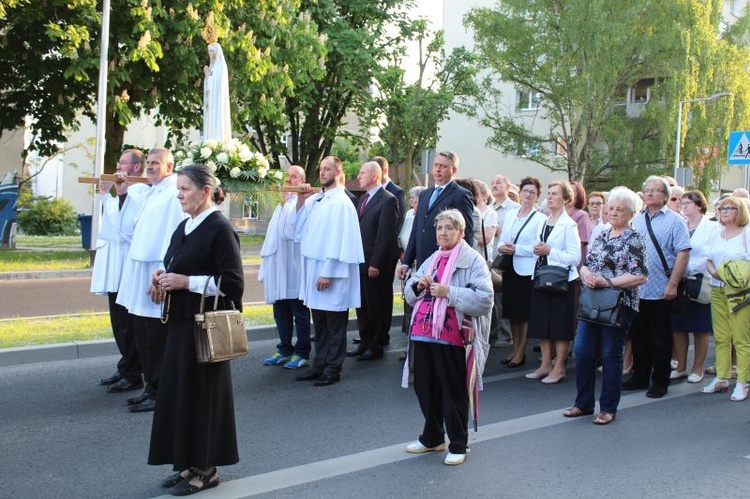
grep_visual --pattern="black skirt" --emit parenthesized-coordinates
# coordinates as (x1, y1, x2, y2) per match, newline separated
(527, 282, 576, 340)
(502, 265, 533, 320)
(148, 318, 239, 471)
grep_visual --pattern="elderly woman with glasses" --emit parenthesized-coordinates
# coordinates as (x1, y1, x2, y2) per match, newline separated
(703, 196, 750, 400)
(403, 209, 493, 466)
(564, 187, 648, 424)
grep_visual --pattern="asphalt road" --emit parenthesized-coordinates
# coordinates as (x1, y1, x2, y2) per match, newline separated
(2, 333, 749, 498)
(0, 269, 265, 319)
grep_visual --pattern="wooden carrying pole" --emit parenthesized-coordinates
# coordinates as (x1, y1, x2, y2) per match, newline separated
(78, 176, 320, 193)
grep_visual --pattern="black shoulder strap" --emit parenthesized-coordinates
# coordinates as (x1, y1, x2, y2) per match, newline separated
(481, 217, 488, 260)
(644, 212, 671, 276)
(513, 211, 536, 244)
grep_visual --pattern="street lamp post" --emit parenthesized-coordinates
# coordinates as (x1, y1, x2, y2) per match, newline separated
(673, 92, 731, 182)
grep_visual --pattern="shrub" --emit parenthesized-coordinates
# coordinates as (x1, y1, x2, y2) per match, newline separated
(18, 196, 79, 236)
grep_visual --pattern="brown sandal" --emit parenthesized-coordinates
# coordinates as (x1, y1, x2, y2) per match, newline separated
(593, 411, 616, 425)
(562, 406, 594, 418)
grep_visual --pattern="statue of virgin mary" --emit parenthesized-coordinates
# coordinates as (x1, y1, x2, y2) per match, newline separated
(203, 42, 232, 142)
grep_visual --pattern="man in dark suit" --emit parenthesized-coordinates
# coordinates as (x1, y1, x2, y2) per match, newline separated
(398, 151, 475, 278)
(372, 156, 406, 234)
(349, 161, 399, 360)
(371, 156, 405, 348)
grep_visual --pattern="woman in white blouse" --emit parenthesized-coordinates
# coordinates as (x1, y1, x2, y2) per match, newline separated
(703, 196, 750, 400)
(497, 177, 546, 367)
(670, 191, 715, 383)
(525, 181, 581, 383)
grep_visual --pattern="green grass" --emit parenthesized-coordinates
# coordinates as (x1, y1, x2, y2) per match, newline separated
(0, 250, 91, 272)
(15, 235, 82, 249)
(0, 298, 405, 348)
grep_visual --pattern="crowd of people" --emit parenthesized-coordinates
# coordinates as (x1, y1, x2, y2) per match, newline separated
(91, 147, 750, 492)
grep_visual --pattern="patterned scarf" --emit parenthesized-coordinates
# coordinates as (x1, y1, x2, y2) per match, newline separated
(419, 242, 463, 339)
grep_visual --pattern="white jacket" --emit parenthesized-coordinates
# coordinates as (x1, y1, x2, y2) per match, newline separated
(537, 210, 581, 282)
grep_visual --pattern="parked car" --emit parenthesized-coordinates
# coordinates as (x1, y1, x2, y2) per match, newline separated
(0, 181, 19, 249)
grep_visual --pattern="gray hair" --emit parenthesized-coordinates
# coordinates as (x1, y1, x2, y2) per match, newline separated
(434, 208, 466, 231)
(437, 150, 460, 169)
(409, 186, 426, 199)
(149, 146, 174, 165)
(607, 186, 639, 214)
(177, 163, 224, 204)
(643, 175, 670, 196)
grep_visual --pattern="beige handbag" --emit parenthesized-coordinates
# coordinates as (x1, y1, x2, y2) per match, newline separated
(194, 276, 248, 364)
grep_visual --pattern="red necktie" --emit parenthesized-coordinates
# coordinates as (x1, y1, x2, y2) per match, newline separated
(359, 192, 369, 215)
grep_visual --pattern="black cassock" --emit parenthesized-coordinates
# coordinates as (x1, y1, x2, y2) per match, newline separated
(148, 211, 244, 471)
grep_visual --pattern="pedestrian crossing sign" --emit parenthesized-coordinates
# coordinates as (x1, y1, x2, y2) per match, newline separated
(728, 131, 750, 164)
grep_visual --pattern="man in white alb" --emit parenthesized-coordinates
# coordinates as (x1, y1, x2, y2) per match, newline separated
(92, 149, 149, 394)
(259, 165, 312, 370)
(289, 156, 364, 386)
(116, 147, 186, 412)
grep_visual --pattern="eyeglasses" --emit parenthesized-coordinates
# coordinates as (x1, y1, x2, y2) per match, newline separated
(588, 201, 603, 206)
(670, 197, 678, 202)
(520, 189, 538, 195)
(642, 188, 665, 195)
(718, 206, 738, 213)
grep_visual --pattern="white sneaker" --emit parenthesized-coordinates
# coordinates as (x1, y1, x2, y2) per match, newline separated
(731, 382, 749, 402)
(444, 452, 466, 465)
(405, 441, 446, 453)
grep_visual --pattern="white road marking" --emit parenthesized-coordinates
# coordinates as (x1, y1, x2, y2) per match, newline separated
(152, 380, 697, 498)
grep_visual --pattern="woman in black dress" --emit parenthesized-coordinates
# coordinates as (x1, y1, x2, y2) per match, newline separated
(148, 163, 244, 496)
(525, 181, 581, 384)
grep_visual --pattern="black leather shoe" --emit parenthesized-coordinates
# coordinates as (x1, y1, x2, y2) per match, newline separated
(100, 372, 122, 386)
(646, 385, 668, 398)
(357, 349, 384, 361)
(129, 398, 156, 413)
(347, 348, 366, 357)
(313, 374, 341, 386)
(622, 377, 648, 391)
(127, 392, 148, 406)
(107, 378, 144, 393)
(296, 371, 323, 381)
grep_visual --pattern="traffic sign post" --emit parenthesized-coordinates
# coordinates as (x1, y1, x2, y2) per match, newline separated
(727, 131, 750, 165)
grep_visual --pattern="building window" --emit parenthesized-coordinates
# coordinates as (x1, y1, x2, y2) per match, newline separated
(242, 198, 259, 219)
(516, 88, 541, 110)
(731, 0, 744, 17)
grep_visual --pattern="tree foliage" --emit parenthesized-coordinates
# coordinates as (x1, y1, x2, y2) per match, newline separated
(0, 0, 417, 184)
(464, 0, 750, 189)
(367, 20, 477, 189)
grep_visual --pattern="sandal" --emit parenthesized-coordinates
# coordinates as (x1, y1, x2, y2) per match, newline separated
(161, 469, 195, 489)
(562, 406, 594, 418)
(169, 468, 219, 496)
(592, 412, 616, 425)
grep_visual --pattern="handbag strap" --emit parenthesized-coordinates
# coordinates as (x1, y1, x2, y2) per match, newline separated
(644, 212, 672, 276)
(481, 218, 488, 260)
(199, 275, 223, 313)
(512, 210, 537, 245)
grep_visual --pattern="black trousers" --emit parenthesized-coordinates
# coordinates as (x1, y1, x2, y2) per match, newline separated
(629, 299, 673, 389)
(107, 293, 142, 382)
(311, 309, 348, 376)
(413, 341, 468, 455)
(356, 260, 395, 353)
(131, 315, 168, 399)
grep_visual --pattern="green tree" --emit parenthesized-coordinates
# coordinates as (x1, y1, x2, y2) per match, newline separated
(463, 0, 750, 188)
(368, 21, 477, 189)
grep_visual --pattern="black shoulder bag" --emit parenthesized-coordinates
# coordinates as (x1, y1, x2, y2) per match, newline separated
(492, 211, 536, 273)
(644, 213, 689, 314)
(533, 221, 569, 295)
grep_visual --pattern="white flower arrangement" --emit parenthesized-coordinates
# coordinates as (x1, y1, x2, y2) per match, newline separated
(175, 138, 283, 192)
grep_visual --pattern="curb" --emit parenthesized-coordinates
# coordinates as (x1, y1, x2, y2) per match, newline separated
(0, 315, 406, 368)
(0, 263, 262, 281)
